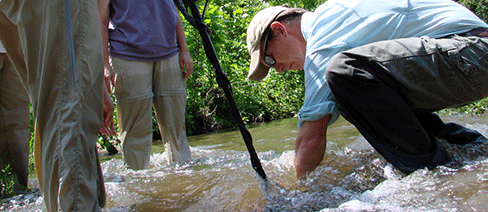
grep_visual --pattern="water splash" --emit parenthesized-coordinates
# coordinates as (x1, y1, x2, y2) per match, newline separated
(259, 136, 488, 212)
(260, 140, 399, 211)
(3, 116, 488, 211)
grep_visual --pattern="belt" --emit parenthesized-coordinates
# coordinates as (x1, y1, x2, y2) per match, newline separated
(462, 28, 488, 37)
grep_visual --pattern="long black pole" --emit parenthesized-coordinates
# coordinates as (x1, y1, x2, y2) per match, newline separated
(176, 0, 267, 180)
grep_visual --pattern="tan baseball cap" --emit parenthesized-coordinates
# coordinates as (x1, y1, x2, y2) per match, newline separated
(246, 6, 289, 81)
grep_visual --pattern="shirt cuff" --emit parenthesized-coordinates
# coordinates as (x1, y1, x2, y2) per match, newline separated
(297, 101, 340, 129)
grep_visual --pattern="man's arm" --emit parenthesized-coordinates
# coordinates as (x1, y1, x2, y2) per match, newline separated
(97, 0, 113, 87)
(294, 114, 330, 179)
(175, 17, 194, 79)
(97, 0, 116, 136)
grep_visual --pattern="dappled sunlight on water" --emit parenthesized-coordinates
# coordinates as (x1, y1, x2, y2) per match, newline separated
(2, 116, 488, 211)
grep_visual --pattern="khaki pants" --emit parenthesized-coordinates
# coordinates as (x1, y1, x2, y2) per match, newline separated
(0, 0, 106, 211)
(0, 53, 30, 189)
(112, 54, 191, 170)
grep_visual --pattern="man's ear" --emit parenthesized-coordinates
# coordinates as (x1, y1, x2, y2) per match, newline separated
(270, 21, 287, 36)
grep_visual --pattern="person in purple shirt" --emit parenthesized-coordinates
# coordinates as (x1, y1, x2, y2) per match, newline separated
(247, 0, 488, 179)
(98, 0, 194, 170)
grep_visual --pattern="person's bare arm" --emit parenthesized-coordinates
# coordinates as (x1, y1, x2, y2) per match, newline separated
(99, 82, 116, 136)
(97, 0, 116, 136)
(294, 115, 330, 179)
(97, 0, 114, 88)
(175, 17, 194, 79)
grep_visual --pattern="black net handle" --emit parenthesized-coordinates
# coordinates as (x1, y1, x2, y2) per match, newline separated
(174, 0, 267, 180)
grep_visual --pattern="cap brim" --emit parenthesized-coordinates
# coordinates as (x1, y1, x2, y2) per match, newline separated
(248, 49, 270, 81)
(247, 6, 289, 81)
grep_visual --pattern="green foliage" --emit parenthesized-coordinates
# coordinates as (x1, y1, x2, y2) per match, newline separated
(181, 0, 488, 136)
(28, 106, 35, 175)
(181, 0, 488, 134)
(0, 160, 15, 199)
(97, 136, 119, 155)
(438, 98, 488, 116)
(456, 0, 488, 23)
(182, 0, 326, 135)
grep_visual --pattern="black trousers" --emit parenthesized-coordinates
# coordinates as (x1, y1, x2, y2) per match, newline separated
(326, 35, 488, 174)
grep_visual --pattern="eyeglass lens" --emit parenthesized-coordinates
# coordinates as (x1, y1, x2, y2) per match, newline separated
(263, 30, 276, 67)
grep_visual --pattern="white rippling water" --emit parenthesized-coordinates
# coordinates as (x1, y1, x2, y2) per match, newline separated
(2, 115, 488, 211)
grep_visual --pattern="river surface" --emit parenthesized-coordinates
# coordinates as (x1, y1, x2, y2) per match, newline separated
(2, 115, 488, 211)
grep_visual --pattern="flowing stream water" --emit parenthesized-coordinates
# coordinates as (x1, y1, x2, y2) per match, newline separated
(2, 115, 488, 211)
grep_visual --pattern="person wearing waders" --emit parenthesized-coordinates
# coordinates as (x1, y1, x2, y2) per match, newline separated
(246, 0, 488, 179)
(0, 0, 116, 210)
(98, 0, 194, 170)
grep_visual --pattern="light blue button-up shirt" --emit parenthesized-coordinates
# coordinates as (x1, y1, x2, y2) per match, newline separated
(297, 0, 488, 128)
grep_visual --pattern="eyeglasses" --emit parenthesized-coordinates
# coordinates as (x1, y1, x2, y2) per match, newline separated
(262, 29, 276, 67)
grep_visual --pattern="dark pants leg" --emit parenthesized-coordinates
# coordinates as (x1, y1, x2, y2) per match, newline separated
(326, 36, 488, 174)
(418, 113, 487, 145)
(326, 54, 450, 174)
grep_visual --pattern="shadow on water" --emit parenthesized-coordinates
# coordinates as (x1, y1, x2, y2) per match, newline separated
(2, 115, 488, 211)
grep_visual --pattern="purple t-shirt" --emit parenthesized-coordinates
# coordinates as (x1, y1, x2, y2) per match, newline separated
(109, 0, 180, 61)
